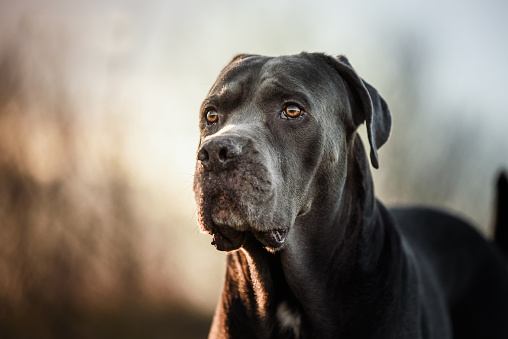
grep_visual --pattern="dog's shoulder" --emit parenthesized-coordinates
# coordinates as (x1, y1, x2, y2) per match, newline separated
(388, 206, 490, 259)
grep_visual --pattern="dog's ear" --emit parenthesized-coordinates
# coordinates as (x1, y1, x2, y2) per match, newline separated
(229, 54, 253, 63)
(325, 55, 391, 169)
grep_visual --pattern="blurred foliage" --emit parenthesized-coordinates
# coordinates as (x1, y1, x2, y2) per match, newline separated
(0, 10, 211, 339)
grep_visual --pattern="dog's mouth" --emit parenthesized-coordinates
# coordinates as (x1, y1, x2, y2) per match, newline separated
(210, 226, 247, 252)
(254, 228, 289, 249)
(204, 193, 289, 251)
(211, 226, 289, 252)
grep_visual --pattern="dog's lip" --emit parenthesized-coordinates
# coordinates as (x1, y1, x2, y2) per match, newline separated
(253, 228, 289, 250)
(211, 227, 247, 252)
(208, 224, 289, 252)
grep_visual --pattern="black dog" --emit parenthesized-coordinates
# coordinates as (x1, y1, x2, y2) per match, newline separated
(193, 53, 508, 338)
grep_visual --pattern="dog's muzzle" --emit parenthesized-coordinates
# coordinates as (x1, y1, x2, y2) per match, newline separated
(194, 134, 288, 251)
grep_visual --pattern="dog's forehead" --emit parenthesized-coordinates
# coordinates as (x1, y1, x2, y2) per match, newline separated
(260, 54, 328, 83)
(208, 56, 268, 97)
(205, 54, 337, 110)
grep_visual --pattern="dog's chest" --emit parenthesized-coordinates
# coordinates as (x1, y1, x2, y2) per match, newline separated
(276, 301, 302, 337)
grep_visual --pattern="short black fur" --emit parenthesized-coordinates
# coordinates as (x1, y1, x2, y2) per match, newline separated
(194, 53, 508, 338)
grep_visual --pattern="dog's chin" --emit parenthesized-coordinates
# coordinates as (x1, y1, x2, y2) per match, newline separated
(204, 194, 290, 252)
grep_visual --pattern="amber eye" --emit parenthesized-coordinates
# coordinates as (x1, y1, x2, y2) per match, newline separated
(206, 110, 218, 124)
(284, 105, 303, 119)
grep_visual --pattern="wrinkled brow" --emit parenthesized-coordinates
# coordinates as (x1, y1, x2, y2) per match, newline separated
(256, 80, 311, 110)
(202, 78, 252, 113)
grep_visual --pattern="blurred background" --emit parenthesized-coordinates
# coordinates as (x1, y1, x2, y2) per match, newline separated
(0, 0, 506, 337)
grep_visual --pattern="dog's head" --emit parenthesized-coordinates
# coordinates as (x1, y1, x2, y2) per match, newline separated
(193, 53, 391, 252)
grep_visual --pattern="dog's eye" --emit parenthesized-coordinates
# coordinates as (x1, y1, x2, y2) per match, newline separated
(206, 110, 219, 124)
(282, 105, 303, 119)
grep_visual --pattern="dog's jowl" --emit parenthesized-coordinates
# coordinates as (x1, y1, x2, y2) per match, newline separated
(193, 53, 508, 339)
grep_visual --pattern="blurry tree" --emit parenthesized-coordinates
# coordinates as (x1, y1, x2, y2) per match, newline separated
(0, 12, 210, 339)
(373, 31, 499, 234)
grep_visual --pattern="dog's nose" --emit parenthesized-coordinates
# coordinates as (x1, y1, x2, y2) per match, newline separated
(197, 136, 246, 171)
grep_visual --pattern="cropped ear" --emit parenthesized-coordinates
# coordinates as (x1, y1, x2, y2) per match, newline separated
(325, 55, 391, 169)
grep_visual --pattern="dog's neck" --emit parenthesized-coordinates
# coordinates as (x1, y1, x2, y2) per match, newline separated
(210, 136, 412, 338)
